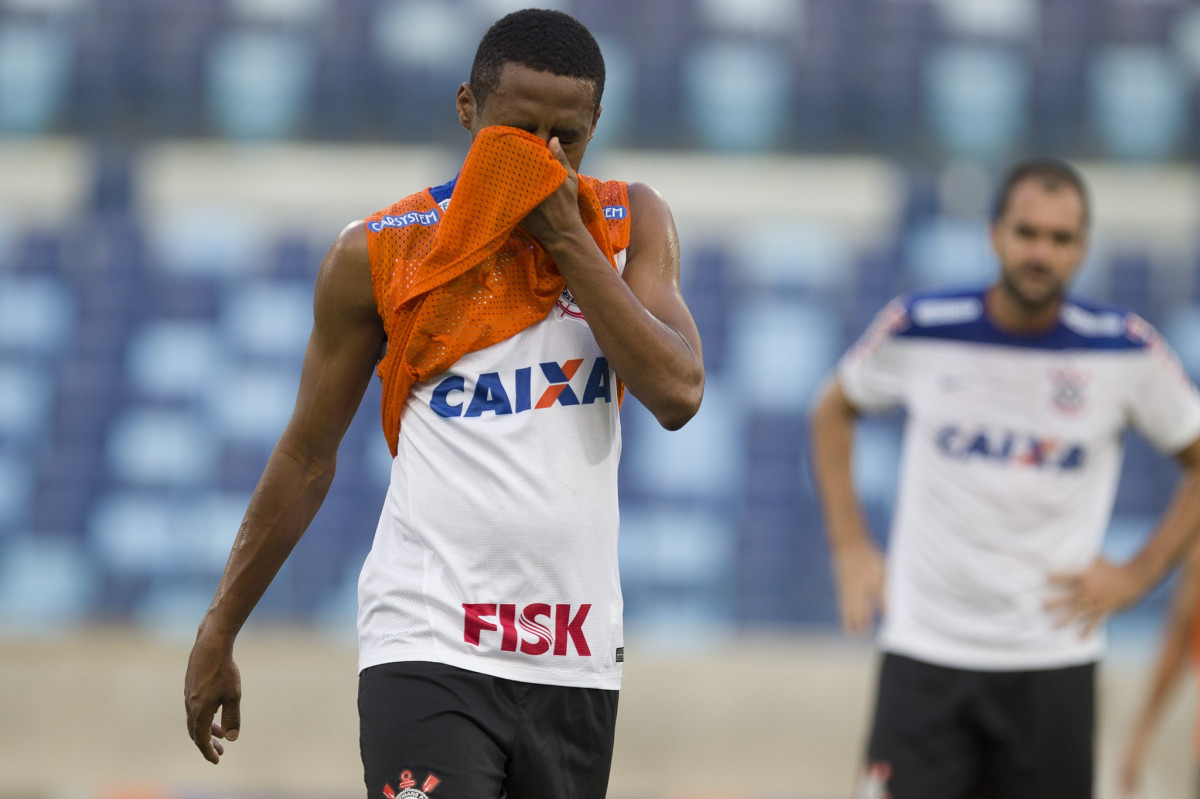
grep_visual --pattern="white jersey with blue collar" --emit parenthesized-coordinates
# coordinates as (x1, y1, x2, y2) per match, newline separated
(839, 287, 1200, 670)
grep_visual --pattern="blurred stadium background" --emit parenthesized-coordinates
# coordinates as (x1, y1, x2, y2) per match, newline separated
(2, 0, 1200, 796)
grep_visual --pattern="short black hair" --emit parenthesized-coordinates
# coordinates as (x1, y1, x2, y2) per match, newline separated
(469, 8, 605, 112)
(992, 157, 1091, 228)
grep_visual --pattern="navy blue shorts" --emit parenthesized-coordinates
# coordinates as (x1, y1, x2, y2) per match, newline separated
(359, 661, 619, 799)
(861, 653, 1095, 799)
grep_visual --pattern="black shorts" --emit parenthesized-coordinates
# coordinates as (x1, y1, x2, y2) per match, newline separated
(359, 661, 619, 799)
(861, 653, 1095, 799)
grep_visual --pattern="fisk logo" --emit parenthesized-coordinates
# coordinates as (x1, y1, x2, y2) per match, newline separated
(936, 426, 1086, 470)
(431, 357, 613, 418)
(463, 603, 591, 656)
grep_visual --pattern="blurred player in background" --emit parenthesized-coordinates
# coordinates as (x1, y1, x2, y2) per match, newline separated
(183, 8, 703, 799)
(810, 157, 1200, 799)
(1119, 544, 1200, 797)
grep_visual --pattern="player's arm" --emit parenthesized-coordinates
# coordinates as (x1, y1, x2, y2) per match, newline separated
(184, 221, 384, 764)
(809, 376, 886, 635)
(1049, 435, 1200, 631)
(1120, 544, 1200, 795)
(521, 140, 703, 430)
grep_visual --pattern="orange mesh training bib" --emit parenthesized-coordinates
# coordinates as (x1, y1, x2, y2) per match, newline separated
(365, 125, 631, 454)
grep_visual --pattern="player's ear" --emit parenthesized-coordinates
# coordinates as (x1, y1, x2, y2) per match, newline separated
(589, 104, 602, 141)
(456, 83, 476, 131)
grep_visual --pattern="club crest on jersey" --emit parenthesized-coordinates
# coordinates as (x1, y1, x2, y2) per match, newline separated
(1050, 367, 1089, 415)
(430, 357, 613, 418)
(555, 286, 585, 320)
(383, 770, 440, 799)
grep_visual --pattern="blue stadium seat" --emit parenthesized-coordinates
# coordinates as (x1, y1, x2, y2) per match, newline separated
(619, 506, 736, 587)
(924, 45, 1030, 161)
(1161, 302, 1200, 381)
(0, 535, 95, 631)
(733, 223, 854, 294)
(727, 298, 841, 414)
(1105, 254, 1154, 319)
(219, 280, 312, 360)
(0, 274, 74, 357)
(125, 320, 223, 400)
(1088, 46, 1187, 161)
(683, 40, 792, 151)
(0, 361, 53, 446)
(206, 30, 316, 139)
(903, 216, 995, 291)
(854, 416, 904, 507)
(0, 23, 73, 134)
(106, 408, 218, 487)
(0, 453, 33, 531)
(209, 365, 300, 446)
(625, 378, 743, 500)
(88, 491, 244, 575)
(151, 208, 267, 279)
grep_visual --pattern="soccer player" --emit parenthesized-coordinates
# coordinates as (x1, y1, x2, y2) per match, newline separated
(183, 9, 704, 799)
(810, 158, 1200, 798)
(1119, 544, 1200, 796)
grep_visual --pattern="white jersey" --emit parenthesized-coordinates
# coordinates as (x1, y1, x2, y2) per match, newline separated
(357, 255, 627, 690)
(838, 288, 1200, 670)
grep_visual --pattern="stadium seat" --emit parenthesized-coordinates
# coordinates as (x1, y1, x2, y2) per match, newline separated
(0, 274, 74, 357)
(0, 361, 53, 445)
(219, 280, 312, 360)
(683, 40, 792, 151)
(625, 378, 743, 499)
(206, 29, 316, 139)
(0, 534, 95, 631)
(0, 453, 33, 530)
(150, 207, 267, 278)
(87, 491, 244, 575)
(733, 223, 854, 294)
(0, 23, 73, 135)
(924, 45, 1030, 161)
(619, 505, 736, 586)
(1088, 46, 1187, 161)
(124, 320, 223, 400)
(727, 298, 841, 413)
(106, 408, 218, 487)
(1161, 302, 1200, 381)
(903, 215, 995, 290)
(208, 365, 300, 447)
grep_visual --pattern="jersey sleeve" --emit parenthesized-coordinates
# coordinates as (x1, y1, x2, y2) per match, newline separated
(1125, 317, 1200, 455)
(837, 297, 910, 413)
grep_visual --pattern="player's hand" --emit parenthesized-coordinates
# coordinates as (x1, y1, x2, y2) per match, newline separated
(1045, 557, 1142, 636)
(184, 627, 242, 764)
(832, 538, 886, 636)
(519, 137, 584, 249)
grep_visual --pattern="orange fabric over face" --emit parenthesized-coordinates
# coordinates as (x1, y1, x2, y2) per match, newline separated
(365, 125, 630, 455)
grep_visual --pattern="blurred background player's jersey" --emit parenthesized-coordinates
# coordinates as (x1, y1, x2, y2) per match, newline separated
(840, 289, 1200, 670)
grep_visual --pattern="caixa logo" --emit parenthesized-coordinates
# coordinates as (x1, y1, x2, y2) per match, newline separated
(463, 602, 591, 656)
(936, 426, 1086, 470)
(431, 357, 613, 418)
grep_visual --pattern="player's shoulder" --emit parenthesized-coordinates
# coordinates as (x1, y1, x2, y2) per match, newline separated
(1058, 295, 1155, 351)
(900, 286, 986, 330)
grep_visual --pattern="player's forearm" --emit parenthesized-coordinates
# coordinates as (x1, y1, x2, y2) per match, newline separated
(548, 230, 704, 429)
(1126, 468, 1200, 593)
(199, 440, 338, 643)
(810, 380, 871, 551)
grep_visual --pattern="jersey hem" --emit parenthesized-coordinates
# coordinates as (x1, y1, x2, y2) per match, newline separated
(879, 637, 1105, 672)
(357, 647, 623, 690)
